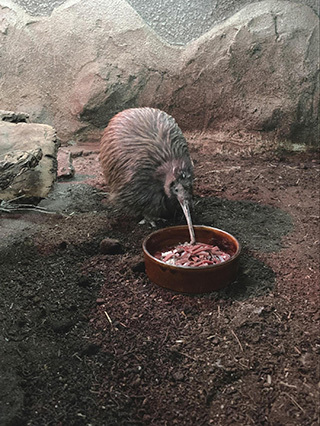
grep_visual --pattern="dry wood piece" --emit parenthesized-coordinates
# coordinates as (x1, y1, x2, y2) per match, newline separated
(154, 242, 231, 267)
(0, 148, 43, 191)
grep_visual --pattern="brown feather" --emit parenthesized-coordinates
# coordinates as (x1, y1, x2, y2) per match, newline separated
(99, 107, 193, 219)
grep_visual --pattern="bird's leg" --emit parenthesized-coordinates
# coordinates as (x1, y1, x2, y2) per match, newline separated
(139, 217, 157, 228)
(139, 216, 168, 228)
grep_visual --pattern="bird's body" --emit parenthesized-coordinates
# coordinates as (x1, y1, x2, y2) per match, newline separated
(99, 107, 194, 222)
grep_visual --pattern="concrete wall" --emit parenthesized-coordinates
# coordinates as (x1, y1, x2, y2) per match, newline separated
(14, 0, 320, 44)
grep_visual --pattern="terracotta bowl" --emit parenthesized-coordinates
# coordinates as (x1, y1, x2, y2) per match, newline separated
(142, 225, 241, 294)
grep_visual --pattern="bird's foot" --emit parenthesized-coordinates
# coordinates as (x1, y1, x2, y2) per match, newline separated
(138, 217, 168, 228)
(139, 218, 156, 228)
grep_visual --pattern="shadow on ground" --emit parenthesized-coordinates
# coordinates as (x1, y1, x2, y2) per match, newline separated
(0, 182, 294, 425)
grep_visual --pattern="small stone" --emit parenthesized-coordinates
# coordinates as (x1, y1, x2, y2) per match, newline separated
(127, 255, 145, 272)
(57, 150, 75, 180)
(211, 337, 220, 346)
(77, 275, 90, 287)
(50, 320, 74, 334)
(131, 376, 141, 386)
(81, 343, 101, 356)
(172, 371, 185, 381)
(0, 110, 29, 123)
(0, 120, 59, 200)
(58, 241, 68, 250)
(99, 238, 123, 254)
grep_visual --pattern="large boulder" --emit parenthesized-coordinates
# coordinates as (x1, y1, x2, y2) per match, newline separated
(165, 1, 319, 143)
(0, 0, 318, 145)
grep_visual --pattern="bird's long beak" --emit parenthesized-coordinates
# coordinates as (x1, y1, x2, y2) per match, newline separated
(178, 198, 196, 245)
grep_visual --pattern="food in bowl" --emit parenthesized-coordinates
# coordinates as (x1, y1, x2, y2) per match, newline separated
(154, 242, 231, 267)
(142, 225, 241, 293)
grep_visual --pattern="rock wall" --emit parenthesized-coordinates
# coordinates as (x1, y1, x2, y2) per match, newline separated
(0, 0, 319, 145)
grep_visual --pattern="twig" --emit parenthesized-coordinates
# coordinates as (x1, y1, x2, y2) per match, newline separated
(162, 326, 170, 345)
(279, 381, 297, 389)
(177, 351, 203, 362)
(231, 329, 244, 352)
(294, 346, 301, 355)
(0, 199, 67, 216)
(2, 194, 26, 203)
(104, 311, 112, 325)
(217, 305, 221, 318)
(283, 392, 305, 413)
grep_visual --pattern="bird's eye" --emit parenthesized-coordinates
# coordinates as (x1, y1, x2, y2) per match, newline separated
(181, 172, 186, 179)
(170, 182, 179, 194)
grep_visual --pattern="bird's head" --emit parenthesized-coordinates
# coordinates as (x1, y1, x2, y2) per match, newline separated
(161, 159, 193, 202)
(156, 158, 195, 243)
(167, 171, 193, 205)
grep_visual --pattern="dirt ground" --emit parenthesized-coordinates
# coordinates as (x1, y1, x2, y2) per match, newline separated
(0, 132, 319, 426)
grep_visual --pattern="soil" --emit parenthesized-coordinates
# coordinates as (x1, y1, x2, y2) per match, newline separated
(0, 132, 319, 426)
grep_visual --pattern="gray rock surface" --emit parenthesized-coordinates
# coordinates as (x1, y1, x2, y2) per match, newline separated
(13, 0, 320, 45)
(0, 110, 30, 123)
(0, 0, 318, 145)
(126, 0, 319, 45)
(168, 1, 320, 142)
(0, 147, 43, 191)
(0, 120, 59, 200)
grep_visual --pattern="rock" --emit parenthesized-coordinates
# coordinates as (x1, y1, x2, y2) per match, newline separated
(99, 238, 124, 255)
(0, 110, 29, 123)
(49, 319, 75, 334)
(57, 149, 75, 180)
(172, 371, 185, 381)
(80, 342, 101, 356)
(164, 0, 319, 144)
(77, 275, 91, 288)
(127, 255, 146, 273)
(0, 120, 60, 200)
(0, 0, 318, 145)
(0, 148, 43, 191)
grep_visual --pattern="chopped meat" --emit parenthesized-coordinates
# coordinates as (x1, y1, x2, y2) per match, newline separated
(154, 242, 231, 267)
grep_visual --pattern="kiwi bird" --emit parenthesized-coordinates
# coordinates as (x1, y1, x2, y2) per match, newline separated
(99, 107, 195, 242)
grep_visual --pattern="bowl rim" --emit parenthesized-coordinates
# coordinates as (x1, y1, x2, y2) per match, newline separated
(142, 225, 241, 271)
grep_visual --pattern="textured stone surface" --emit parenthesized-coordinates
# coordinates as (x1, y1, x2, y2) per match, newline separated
(0, 110, 29, 123)
(13, 0, 320, 44)
(127, 0, 319, 45)
(165, 1, 320, 143)
(0, 147, 42, 191)
(99, 238, 124, 255)
(0, 0, 318, 145)
(0, 121, 59, 200)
